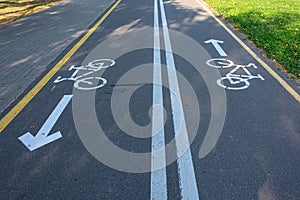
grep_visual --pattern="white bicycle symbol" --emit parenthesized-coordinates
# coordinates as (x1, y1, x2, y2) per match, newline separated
(206, 58, 265, 90)
(54, 59, 115, 90)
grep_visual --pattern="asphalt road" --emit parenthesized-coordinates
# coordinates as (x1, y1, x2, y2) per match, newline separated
(0, 0, 300, 199)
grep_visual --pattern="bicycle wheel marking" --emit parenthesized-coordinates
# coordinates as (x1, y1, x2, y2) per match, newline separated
(206, 58, 265, 90)
(53, 59, 115, 90)
(217, 77, 250, 90)
(206, 58, 234, 68)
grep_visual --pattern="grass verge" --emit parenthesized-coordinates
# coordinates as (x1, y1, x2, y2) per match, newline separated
(0, 0, 62, 27)
(203, 0, 300, 78)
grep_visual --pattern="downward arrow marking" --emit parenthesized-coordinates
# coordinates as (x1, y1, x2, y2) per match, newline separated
(18, 95, 73, 151)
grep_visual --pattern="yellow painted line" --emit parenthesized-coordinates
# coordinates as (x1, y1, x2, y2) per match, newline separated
(0, 0, 122, 133)
(196, 0, 300, 103)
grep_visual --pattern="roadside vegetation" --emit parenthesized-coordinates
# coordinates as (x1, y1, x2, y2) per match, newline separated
(204, 0, 300, 78)
(1, 1, 299, 79)
(0, 0, 62, 27)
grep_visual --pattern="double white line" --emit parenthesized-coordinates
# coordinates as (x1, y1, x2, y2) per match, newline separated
(151, 0, 199, 199)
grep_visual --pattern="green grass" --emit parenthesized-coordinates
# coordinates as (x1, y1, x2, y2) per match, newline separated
(204, 0, 300, 78)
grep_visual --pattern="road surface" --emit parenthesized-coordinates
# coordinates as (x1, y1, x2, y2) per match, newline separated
(0, 0, 299, 199)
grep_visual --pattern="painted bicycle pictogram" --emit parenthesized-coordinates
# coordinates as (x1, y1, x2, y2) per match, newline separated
(54, 59, 115, 90)
(206, 58, 265, 90)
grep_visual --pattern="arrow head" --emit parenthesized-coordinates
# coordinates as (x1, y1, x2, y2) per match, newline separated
(204, 39, 224, 44)
(204, 39, 227, 56)
(18, 131, 62, 151)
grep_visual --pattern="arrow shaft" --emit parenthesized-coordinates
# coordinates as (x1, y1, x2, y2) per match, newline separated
(18, 95, 72, 151)
(37, 95, 73, 136)
(211, 42, 227, 56)
(205, 39, 227, 56)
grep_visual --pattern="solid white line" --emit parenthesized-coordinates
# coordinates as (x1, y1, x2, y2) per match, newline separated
(158, 0, 200, 199)
(150, 0, 167, 199)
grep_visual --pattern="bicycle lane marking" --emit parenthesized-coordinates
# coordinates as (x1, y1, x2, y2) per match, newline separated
(0, 0, 122, 133)
(196, 0, 300, 103)
(205, 58, 265, 90)
(53, 59, 115, 90)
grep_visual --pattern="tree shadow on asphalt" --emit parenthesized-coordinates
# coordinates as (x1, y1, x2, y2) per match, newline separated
(98, 1, 299, 199)
(0, 0, 299, 199)
(83, 0, 268, 199)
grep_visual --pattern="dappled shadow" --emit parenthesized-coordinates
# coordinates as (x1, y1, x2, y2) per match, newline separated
(76, 0, 269, 198)
(0, 0, 62, 26)
(91, 1, 299, 199)
(0, 0, 299, 199)
(0, 0, 61, 9)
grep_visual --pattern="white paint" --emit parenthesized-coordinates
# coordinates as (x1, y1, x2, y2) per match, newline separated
(159, 0, 199, 199)
(206, 58, 264, 90)
(150, 0, 167, 198)
(217, 76, 250, 90)
(54, 59, 115, 90)
(74, 77, 107, 91)
(18, 95, 72, 151)
(219, 63, 264, 90)
(204, 39, 227, 56)
(53, 65, 79, 83)
(206, 58, 234, 68)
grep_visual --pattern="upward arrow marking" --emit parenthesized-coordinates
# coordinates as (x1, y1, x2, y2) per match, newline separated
(204, 39, 227, 56)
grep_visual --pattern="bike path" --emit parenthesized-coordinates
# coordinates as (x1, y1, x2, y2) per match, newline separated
(169, 1, 300, 199)
(0, 0, 115, 113)
(0, 0, 299, 199)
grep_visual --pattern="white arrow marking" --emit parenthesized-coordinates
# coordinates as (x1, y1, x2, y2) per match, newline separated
(204, 39, 227, 56)
(18, 95, 73, 151)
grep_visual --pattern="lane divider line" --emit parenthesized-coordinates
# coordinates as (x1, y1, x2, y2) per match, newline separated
(159, 0, 200, 199)
(0, 0, 122, 133)
(150, 0, 167, 198)
(196, 0, 300, 103)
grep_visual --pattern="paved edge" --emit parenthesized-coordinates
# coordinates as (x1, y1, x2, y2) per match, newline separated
(0, 0, 122, 133)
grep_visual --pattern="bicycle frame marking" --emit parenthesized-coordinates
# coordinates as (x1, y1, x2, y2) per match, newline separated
(54, 59, 115, 90)
(206, 58, 264, 90)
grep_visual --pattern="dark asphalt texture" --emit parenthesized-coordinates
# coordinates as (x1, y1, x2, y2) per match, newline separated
(0, 0, 299, 199)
